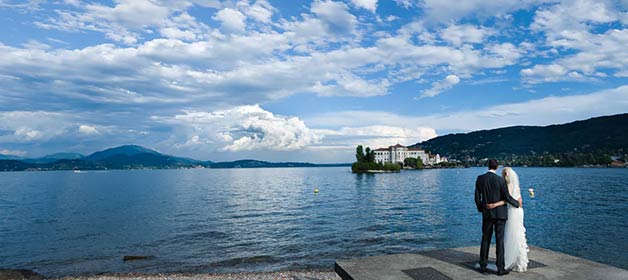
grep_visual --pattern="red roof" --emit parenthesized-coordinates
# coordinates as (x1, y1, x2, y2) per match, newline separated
(374, 148, 388, 151)
(391, 144, 405, 148)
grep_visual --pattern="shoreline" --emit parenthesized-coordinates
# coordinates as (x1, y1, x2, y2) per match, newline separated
(2, 269, 341, 280)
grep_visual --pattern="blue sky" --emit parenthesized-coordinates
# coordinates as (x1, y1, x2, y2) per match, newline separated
(0, 0, 626, 162)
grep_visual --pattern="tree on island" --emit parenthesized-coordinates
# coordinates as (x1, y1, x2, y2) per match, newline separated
(355, 145, 365, 163)
(352, 145, 400, 173)
(403, 157, 424, 169)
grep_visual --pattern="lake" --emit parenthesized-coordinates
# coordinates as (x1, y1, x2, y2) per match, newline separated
(0, 167, 626, 277)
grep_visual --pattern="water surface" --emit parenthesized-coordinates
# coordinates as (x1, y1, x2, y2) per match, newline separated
(0, 167, 626, 276)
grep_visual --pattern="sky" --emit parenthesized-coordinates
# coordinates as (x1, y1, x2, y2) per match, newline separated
(0, 0, 626, 162)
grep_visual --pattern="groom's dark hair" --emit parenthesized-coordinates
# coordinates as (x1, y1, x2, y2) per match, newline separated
(488, 159, 498, 170)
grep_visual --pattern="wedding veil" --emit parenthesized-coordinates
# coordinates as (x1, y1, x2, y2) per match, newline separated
(506, 168, 521, 200)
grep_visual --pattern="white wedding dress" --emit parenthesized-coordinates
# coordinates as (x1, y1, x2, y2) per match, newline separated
(503, 168, 529, 272)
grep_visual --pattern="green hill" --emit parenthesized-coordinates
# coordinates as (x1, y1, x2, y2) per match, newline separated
(0, 145, 349, 171)
(410, 113, 628, 167)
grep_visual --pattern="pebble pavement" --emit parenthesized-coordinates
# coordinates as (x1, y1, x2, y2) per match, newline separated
(54, 271, 341, 280)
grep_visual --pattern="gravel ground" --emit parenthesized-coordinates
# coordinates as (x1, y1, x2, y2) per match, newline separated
(53, 271, 341, 280)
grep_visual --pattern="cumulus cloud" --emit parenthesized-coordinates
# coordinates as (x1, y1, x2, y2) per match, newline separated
(213, 8, 247, 33)
(310, 0, 357, 35)
(0, 0, 534, 116)
(522, 0, 628, 84)
(0, 111, 71, 142)
(244, 0, 274, 23)
(440, 24, 492, 46)
(35, 0, 208, 44)
(421, 0, 554, 22)
(158, 105, 322, 152)
(420, 74, 460, 98)
(350, 0, 378, 12)
(78, 124, 100, 135)
(393, 0, 418, 8)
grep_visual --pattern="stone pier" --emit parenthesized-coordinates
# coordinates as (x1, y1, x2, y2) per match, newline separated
(335, 245, 628, 280)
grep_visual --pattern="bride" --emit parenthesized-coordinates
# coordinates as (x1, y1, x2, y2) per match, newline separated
(486, 167, 529, 272)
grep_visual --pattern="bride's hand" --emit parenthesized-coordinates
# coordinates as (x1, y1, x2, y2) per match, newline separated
(518, 197, 523, 208)
(484, 203, 496, 210)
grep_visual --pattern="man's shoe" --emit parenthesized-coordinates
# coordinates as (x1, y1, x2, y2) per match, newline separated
(497, 270, 510, 276)
(479, 267, 488, 274)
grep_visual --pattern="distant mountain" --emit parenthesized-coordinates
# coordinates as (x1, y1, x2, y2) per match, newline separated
(0, 154, 23, 160)
(83, 145, 201, 169)
(86, 145, 159, 161)
(410, 113, 628, 166)
(25, 152, 85, 163)
(0, 145, 203, 171)
(0, 145, 348, 171)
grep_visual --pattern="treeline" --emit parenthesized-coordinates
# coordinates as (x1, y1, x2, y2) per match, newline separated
(351, 145, 401, 173)
(411, 113, 628, 167)
(492, 152, 614, 167)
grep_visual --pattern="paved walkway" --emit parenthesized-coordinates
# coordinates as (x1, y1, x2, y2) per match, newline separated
(335, 246, 628, 280)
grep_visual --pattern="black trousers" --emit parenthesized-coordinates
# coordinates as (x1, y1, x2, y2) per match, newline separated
(480, 218, 506, 271)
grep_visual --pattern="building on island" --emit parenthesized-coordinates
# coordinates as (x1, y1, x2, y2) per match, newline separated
(374, 144, 447, 165)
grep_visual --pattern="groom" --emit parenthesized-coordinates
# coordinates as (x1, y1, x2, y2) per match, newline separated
(474, 159, 521, 276)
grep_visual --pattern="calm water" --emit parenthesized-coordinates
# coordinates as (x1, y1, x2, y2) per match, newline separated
(0, 167, 627, 276)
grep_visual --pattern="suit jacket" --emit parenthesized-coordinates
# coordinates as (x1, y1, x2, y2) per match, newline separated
(475, 171, 519, 220)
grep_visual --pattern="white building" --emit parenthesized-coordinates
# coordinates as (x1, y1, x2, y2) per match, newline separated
(374, 144, 429, 164)
(374, 144, 446, 165)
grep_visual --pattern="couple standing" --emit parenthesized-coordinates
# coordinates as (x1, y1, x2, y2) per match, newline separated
(474, 159, 529, 275)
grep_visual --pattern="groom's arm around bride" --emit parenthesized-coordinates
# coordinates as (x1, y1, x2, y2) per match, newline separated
(474, 169, 520, 221)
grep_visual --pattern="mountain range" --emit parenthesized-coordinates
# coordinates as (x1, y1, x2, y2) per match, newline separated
(410, 113, 628, 166)
(0, 145, 349, 171)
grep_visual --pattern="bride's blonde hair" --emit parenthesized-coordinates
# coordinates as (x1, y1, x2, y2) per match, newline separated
(502, 167, 512, 184)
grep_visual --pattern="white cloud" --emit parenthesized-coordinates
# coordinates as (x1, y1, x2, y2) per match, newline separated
(35, 0, 208, 44)
(307, 85, 628, 133)
(313, 125, 437, 150)
(310, 0, 357, 35)
(78, 124, 100, 135)
(0, 149, 27, 157)
(0, 0, 535, 114)
(0, 111, 71, 142)
(420, 74, 460, 98)
(440, 24, 492, 46)
(14, 128, 43, 141)
(213, 8, 247, 33)
(520, 64, 592, 83)
(160, 27, 197, 40)
(523, 0, 628, 84)
(421, 0, 554, 22)
(158, 105, 322, 151)
(393, 0, 418, 8)
(350, 0, 378, 12)
(244, 0, 274, 23)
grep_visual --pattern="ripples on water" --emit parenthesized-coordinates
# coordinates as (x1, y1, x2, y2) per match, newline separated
(0, 167, 626, 276)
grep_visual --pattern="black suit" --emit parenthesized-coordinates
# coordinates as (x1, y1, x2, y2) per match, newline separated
(474, 171, 520, 272)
